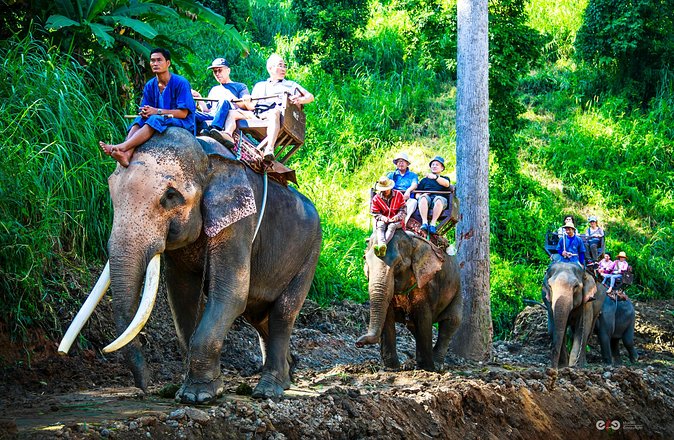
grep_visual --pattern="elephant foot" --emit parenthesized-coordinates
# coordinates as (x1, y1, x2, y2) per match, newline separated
(382, 358, 400, 370)
(176, 373, 224, 405)
(252, 371, 289, 399)
(418, 361, 436, 372)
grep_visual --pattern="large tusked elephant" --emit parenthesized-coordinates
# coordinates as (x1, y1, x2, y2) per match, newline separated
(542, 262, 605, 368)
(355, 230, 462, 371)
(59, 127, 321, 403)
(595, 296, 638, 365)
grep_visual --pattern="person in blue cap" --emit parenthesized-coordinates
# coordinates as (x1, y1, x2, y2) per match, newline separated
(585, 215, 605, 262)
(192, 57, 254, 135)
(416, 156, 451, 234)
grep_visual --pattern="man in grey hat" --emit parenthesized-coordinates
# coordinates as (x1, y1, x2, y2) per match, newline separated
(194, 57, 255, 144)
(387, 152, 418, 226)
(416, 156, 451, 234)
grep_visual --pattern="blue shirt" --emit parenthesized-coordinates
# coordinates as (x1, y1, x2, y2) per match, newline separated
(557, 234, 586, 264)
(131, 73, 196, 134)
(387, 169, 418, 193)
(210, 82, 252, 128)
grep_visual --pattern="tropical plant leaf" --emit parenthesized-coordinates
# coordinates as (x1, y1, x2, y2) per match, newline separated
(45, 15, 81, 30)
(86, 0, 113, 21)
(114, 34, 151, 60)
(88, 22, 115, 48)
(169, 0, 249, 55)
(52, 0, 78, 21)
(112, 2, 180, 20)
(109, 15, 159, 39)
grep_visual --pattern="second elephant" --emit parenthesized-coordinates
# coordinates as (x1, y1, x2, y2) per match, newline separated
(356, 230, 462, 371)
(595, 296, 638, 365)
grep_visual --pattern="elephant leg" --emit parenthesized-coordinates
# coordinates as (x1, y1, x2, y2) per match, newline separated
(569, 307, 593, 367)
(433, 298, 462, 365)
(558, 332, 569, 367)
(250, 316, 296, 374)
(164, 254, 205, 354)
(252, 271, 311, 399)
(610, 338, 622, 365)
(412, 305, 435, 371)
(597, 323, 613, 365)
(623, 326, 639, 363)
(380, 303, 400, 369)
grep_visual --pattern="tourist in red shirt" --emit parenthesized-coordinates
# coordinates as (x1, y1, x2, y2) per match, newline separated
(371, 176, 406, 257)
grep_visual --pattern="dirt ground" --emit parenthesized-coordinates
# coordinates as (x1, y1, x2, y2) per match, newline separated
(1, 289, 673, 440)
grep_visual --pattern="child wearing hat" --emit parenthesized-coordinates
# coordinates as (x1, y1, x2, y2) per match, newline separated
(371, 176, 406, 257)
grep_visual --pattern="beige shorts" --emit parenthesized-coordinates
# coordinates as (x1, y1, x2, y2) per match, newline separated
(418, 193, 448, 209)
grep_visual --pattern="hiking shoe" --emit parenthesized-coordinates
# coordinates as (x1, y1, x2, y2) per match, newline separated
(420, 223, 429, 232)
(209, 129, 235, 147)
(199, 128, 211, 136)
(263, 152, 275, 162)
(378, 244, 387, 256)
(429, 225, 437, 234)
(373, 244, 382, 256)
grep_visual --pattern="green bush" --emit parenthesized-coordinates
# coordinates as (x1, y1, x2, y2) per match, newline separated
(0, 35, 122, 335)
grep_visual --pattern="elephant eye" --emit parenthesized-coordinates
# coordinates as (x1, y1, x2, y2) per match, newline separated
(160, 187, 185, 209)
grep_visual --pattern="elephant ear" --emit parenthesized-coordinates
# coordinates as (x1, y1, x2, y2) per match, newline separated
(202, 157, 257, 237)
(411, 236, 445, 288)
(582, 271, 597, 301)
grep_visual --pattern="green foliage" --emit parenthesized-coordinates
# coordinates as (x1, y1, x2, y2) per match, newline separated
(526, 0, 587, 60)
(491, 255, 543, 339)
(291, 0, 370, 72)
(202, 0, 256, 34)
(8, 0, 247, 91)
(249, 0, 299, 47)
(575, 0, 674, 102)
(0, 34, 121, 335)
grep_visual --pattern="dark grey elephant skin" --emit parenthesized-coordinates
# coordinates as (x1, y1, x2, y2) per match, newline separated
(542, 262, 605, 368)
(595, 297, 638, 364)
(356, 230, 462, 371)
(107, 127, 321, 404)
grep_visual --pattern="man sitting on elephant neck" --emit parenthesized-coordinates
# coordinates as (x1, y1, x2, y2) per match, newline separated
(553, 222, 594, 303)
(99, 48, 196, 167)
(371, 176, 405, 257)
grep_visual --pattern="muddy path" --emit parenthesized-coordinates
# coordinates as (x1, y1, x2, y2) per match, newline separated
(1, 294, 673, 439)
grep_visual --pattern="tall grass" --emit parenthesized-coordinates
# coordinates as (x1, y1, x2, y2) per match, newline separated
(0, 34, 122, 335)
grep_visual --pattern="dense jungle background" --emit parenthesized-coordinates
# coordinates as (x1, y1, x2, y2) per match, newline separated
(1, 0, 673, 437)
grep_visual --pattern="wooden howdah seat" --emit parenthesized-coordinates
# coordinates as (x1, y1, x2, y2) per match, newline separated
(407, 187, 460, 237)
(236, 93, 306, 164)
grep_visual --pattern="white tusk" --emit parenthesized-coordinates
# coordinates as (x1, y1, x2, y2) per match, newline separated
(58, 261, 111, 355)
(102, 254, 161, 354)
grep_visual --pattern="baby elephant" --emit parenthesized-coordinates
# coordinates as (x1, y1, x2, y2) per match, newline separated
(595, 296, 638, 365)
(356, 230, 462, 371)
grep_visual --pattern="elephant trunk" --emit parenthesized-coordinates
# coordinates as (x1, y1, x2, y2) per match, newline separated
(550, 294, 572, 368)
(356, 265, 394, 348)
(107, 244, 162, 390)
